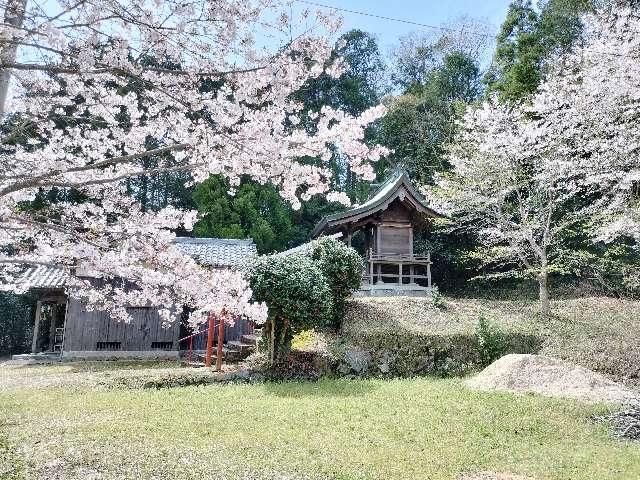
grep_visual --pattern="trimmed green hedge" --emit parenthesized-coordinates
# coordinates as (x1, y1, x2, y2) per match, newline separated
(248, 254, 332, 363)
(307, 237, 363, 328)
(248, 237, 363, 364)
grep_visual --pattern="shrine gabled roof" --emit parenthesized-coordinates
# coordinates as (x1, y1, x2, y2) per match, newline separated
(310, 170, 444, 238)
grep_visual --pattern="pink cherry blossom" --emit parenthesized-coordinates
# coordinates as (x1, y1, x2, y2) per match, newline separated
(0, 0, 389, 326)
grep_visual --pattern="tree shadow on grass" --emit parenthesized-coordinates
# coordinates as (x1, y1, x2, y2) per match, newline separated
(261, 378, 379, 399)
(7, 360, 182, 374)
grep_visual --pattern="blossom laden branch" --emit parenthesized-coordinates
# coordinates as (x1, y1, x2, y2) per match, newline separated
(0, 0, 389, 326)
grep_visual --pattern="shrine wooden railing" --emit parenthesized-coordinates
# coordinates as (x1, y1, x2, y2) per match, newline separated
(362, 252, 432, 288)
(368, 253, 431, 263)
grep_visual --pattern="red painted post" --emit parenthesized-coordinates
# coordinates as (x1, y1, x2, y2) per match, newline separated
(215, 312, 225, 371)
(205, 314, 215, 368)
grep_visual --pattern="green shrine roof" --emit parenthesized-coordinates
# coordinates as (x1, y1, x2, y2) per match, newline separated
(311, 170, 444, 238)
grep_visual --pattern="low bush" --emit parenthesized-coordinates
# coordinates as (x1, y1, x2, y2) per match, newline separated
(243, 334, 334, 381)
(266, 351, 334, 381)
(475, 314, 507, 366)
(291, 330, 317, 351)
(428, 285, 444, 309)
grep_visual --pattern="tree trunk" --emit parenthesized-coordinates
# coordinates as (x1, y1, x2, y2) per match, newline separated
(276, 318, 291, 362)
(0, 0, 28, 117)
(269, 318, 275, 365)
(538, 270, 551, 319)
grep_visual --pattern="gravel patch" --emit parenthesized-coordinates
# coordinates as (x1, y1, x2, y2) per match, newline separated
(466, 354, 639, 404)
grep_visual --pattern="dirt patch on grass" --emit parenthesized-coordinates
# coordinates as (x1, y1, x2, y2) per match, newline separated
(466, 354, 638, 404)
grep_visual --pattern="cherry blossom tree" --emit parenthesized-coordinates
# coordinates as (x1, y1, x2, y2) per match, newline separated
(436, 4, 640, 318)
(436, 100, 569, 318)
(527, 5, 640, 242)
(0, 0, 388, 327)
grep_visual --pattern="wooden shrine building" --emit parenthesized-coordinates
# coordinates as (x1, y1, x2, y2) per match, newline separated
(13, 238, 258, 361)
(311, 170, 445, 296)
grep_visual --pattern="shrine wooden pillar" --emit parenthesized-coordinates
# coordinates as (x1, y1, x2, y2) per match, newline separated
(205, 314, 215, 368)
(30, 300, 42, 353)
(216, 312, 225, 371)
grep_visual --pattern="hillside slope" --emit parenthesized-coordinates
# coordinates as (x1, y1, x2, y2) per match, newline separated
(342, 296, 640, 386)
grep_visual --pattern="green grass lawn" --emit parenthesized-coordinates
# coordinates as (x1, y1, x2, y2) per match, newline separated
(1, 364, 639, 479)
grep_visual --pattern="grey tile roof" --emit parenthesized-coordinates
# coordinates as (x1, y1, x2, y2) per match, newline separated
(173, 237, 257, 268)
(18, 238, 256, 290)
(20, 265, 69, 289)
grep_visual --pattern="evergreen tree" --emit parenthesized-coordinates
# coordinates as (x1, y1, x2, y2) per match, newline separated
(379, 51, 481, 183)
(485, 0, 595, 103)
(192, 176, 296, 254)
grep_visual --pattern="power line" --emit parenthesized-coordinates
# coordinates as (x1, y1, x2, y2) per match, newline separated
(295, 0, 495, 38)
(296, 0, 640, 61)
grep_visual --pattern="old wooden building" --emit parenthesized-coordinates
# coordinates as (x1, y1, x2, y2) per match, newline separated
(312, 170, 444, 296)
(14, 238, 257, 361)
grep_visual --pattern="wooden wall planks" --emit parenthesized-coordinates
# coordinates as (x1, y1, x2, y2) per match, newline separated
(63, 299, 180, 351)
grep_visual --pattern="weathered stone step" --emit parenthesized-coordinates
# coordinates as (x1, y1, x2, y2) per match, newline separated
(241, 334, 260, 345)
(226, 340, 254, 350)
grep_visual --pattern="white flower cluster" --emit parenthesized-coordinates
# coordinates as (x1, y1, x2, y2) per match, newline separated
(437, 6, 640, 276)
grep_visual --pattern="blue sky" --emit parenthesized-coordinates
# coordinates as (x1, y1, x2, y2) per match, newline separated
(291, 0, 512, 60)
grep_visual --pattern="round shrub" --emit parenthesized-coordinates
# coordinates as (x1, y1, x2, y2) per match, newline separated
(308, 237, 363, 328)
(248, 254, 332, 363)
